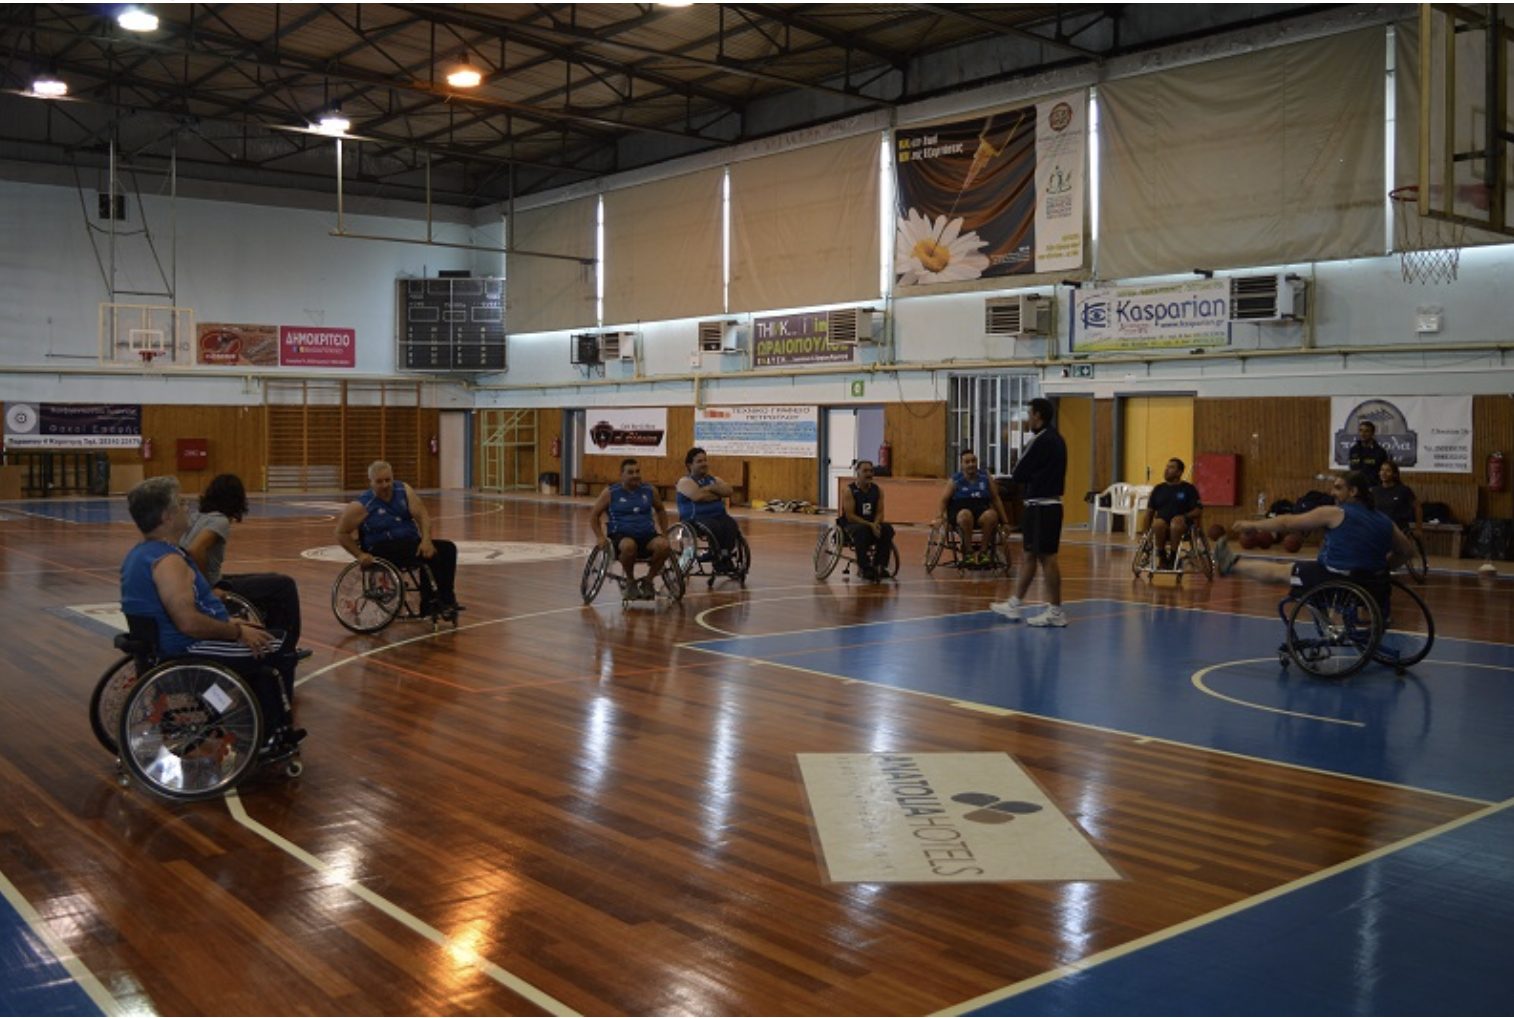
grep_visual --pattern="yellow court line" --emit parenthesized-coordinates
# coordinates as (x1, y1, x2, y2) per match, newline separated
(224, 791, 581, 1017)
(0, 865, 123, 1016)
(935, 796, 1514, 1017)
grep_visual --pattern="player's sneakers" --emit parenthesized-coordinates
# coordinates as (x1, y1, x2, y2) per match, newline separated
(1026, 607, 1068, 628)
(1213, 535, 1238, 576)
(990, 598, 1022, 621)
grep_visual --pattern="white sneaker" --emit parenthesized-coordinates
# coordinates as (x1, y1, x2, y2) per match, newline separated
(990, 598, 1022, 621)
(1027, 607, 1068, 628)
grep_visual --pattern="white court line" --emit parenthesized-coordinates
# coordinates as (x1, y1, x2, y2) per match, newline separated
(1191, 658, 1365, 727)
(225, 791, 580, 1016)
(935, 796, 1514, 1017)
(0, 864, 123, 1016)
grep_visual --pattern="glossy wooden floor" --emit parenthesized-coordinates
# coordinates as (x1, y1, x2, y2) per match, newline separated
(2, 493, 1509, 1016)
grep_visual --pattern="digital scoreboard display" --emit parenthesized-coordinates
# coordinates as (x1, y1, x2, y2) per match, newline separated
(396, 278, 507, 372)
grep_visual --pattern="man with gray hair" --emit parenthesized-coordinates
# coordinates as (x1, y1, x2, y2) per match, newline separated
(335, 461, 460, 616)
(121, 475, 302, 747)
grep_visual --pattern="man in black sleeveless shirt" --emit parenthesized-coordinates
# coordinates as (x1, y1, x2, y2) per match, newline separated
(843, 460, 895, 582)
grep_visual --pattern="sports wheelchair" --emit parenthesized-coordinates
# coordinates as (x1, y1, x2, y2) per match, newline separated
(1277, 572, 1434, 678)
(92, 615, 303, 801)
(667, 519, 750, 587)
(813, 519, 901, 582)
(581, 541, 685, 606)
(924, 520, 1012, 577)
(1132, 521, 1214, 580)
(331, 557, 461, 634)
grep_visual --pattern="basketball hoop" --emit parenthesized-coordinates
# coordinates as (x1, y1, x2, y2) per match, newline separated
(1389, 185, 1464, 284)
(138, 349, 163, 371)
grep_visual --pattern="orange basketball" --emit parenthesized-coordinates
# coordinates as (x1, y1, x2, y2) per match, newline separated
(1238, 530, 1259, 550)
(1282, 533, 1304, 553)
(1255, 531, 1275, 550)
(1207, 523, 1226, 542)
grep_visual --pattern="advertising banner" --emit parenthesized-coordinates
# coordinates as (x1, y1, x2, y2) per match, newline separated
(585, 408, 668, 458)
(894, 90, 1086, 287)
(4, 403, 142, 449)
(281, 326, 357, 368)
(1072, 279, 1231, 352)
(197, 323, 279, 366)
(694, 406, 819, 459)
(1330, 396, 1472, 473)
(752, 312, 855, 369)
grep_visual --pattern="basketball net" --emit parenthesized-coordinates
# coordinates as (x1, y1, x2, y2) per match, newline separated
(1389, 185, 1464, 284)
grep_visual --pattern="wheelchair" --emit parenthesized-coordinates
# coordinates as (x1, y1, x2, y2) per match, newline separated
(91, 591, 263, 756)
(1277, 573, 1434, 679)
(93, 616, 303, 801)
(813, 519, 901, 582)
(667, 519, 750, 587)
(581, 541, 685, 606)
(1395, 523, 1429, 584)
(331, 557, 461, 634)
(924, 520, 1012, 577)
(1132, 521, 1214, 580)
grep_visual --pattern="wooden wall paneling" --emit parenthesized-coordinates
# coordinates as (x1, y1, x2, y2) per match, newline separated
(1094, 398, 1114, 493)
(1472, 395, 1513, 519)
(140, 404, 266, 493)
(883, 402, 946, 479)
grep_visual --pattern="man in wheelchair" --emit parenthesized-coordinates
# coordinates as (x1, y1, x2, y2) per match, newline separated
(936, 448, 1010, 567)
(121, 476, 302, 749)
(335, 460, 462, 618)
(1139, 458, 1202, 569)
(1213, 471, 1416, 593)
(842, 459, 896, 581)
(676, 447, 744, 574)
(591, 457, 673, 599)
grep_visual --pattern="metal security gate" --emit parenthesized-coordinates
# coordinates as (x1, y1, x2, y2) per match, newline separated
(947, 373, 1040, 476)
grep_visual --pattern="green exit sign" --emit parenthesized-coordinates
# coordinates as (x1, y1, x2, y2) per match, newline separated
(1068, 363, 1093, 379)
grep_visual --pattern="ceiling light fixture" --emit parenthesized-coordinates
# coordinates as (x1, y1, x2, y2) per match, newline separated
(30, 73, 68, 98)
(117, 6, 159, 32)
(316, 107, 351, 136)
(446, 59, 483, 89)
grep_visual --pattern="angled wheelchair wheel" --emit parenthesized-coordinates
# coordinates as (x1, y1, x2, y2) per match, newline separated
(118, 660, 263, 801)
(1185, 528, 1215, 580)
(581, 544, 610, 604)
(882, 542, 902, 580)
(1403, 534, 1429, 584)
(1132, 531, 1155, 576)
(924, 522, 948, 574)
(667, 522, 700, 577)
(730, 531, 751, 582)
(989, 526, 1013, 578)
(814, 525, 844, 579)
(218, 591, 264, 627)
(658, 554, 686, 603)
(1373, 579, 1434, 670)
(90, 654, 142, 755)
(1284, 580, 1382, 679)
(332, 559, 405, 633)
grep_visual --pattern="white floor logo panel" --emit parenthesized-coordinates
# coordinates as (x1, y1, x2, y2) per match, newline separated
(797, 752, 1121, 884)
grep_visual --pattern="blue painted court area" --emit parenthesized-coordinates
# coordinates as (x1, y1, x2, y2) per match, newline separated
(0, 495, 346, 524)
(688, 600, 1514, 802)
(965, 802, 1514, 1016)
(0, 884, 103, 1017)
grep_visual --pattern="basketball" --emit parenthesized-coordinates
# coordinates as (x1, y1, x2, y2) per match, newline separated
(1207, 523, 1226, 542)
(1255, 531, 1274, 550)
(1282, 533, 1304, 553)
(1479, 562, 1498, 575)
(1238, 530, 1259, 550)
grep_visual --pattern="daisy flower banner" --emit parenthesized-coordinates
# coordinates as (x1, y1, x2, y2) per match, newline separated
(894, 91, 1086, 288)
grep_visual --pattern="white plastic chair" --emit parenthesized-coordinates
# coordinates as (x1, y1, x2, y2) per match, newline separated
(1093, 483, 1153, 540)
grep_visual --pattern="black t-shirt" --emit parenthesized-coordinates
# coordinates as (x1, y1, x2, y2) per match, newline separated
(1148, 481, 1200, 522)
(1372, 482, 1416, 527)
(1348, 441, 1390, 486)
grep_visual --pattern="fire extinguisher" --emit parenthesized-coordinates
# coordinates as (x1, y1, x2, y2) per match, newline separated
(877, 440, 892, 471)
(141, 436, 153, 461)
(551, 434, 561, 459)
(1489, 451, 1507, 492)
(429, 434, 439, 455)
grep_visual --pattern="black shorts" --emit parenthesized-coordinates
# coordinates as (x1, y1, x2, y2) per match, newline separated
(609, 531, 657, 558)
(948, 499, 993, 526)
(1021, 503, 1063, 556)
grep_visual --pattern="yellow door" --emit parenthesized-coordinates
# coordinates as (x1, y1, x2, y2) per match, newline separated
(1058, 396, 1094, 527)
(1120, 396, 1194, 486)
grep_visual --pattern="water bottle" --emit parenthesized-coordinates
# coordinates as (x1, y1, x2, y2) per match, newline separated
(1257, 491, 1267, 517)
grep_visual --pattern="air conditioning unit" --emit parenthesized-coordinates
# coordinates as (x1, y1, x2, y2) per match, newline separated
(698, 319, 739, 353)
(827, 307, 876, 345)
(599, 330, 636, 361)
(1229, 274, 1308, 322)
(985, 294, 1051, 336)
(570, 333, 601, 365)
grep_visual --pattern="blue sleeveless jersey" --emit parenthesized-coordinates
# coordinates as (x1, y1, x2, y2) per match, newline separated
(848, 482, 881, 523)
(607, 482, 658, 536)
(677, 473, 729, 522)
(120, 540, 229, 655)
(1320, 501, 1395, 572)
(950, 471, 992, 508)
(359, 481, 421, 549)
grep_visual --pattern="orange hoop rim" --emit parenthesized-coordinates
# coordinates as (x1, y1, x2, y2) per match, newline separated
(1388, 185, 1420, 203)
